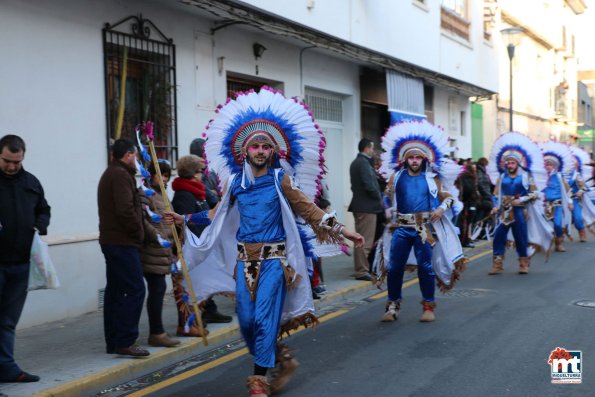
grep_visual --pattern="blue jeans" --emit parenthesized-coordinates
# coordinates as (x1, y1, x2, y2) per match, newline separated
(0, 263, 29, 380)
(101, 244, 145, 350)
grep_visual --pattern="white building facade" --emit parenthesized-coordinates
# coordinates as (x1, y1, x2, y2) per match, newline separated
(0, 0, 497, 327)
(480, 0, 586, 154)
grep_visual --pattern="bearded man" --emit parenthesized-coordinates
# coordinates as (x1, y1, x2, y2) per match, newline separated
(170, 88, 364, 397)
(488, 132, 552, 275)
(376, 120, 465, 324)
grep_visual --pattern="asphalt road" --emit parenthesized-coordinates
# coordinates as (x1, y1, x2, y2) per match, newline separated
(114, 239, 595, 397)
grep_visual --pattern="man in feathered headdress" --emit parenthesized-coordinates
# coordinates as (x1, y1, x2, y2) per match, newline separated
(374, 120, 466, 323)
(487, 132, 553, 275)
(540, 141, 573, 252)
(170, 87, 363, 397)
(567, 145, 595, 241)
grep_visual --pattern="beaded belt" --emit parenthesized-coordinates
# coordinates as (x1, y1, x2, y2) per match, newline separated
(544, 199, 562, 221)
(237, 242, 297, 300)
(395, 212, 431, 227)
(389, 212, 435, 245)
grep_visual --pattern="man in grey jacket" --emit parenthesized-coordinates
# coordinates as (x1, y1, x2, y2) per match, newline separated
(348, 138, 383, 280)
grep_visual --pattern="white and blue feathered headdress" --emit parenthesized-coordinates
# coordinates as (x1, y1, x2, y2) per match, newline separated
(488, 132, 547, 190)
(380, 119, 462, 189)
(203, 86, 326, 200)
(569, 145, 593, 181)
(539, 141, 573, 176)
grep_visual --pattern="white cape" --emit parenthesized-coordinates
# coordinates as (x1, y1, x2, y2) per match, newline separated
(182, 171, 314, 325)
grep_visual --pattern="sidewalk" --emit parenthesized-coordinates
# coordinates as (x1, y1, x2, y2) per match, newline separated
(0, 243, 489, 397)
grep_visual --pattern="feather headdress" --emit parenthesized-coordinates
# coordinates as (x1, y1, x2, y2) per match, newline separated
(539, 141, 573, 176)
(569, 145, 593, 181)
(488, 132, 547, 190)
(203, 86, 325, 200)
(379, 119, 461, 193)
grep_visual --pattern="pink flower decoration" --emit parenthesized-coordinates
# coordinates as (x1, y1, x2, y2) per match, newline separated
(144, 121, 155, 140)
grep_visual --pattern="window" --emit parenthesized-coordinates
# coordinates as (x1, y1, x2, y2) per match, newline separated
(103, 15, 178, 162)
(483, 0, 497, 41)
(305, 91, 343, 123)
(442, 0, 467, 18)
(226, 73, 283, 99)
(441, 0, 470, 41)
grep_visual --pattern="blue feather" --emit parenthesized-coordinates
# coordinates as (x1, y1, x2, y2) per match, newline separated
(156, 233, 172, 248)
(141, 184, 155, 197)
(495, 144, 533, 174)
(222, 108, 305, 171)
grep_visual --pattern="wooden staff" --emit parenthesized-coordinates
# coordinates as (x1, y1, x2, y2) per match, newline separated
(146, 140, 208, 346)
(115, 47, 128, 140)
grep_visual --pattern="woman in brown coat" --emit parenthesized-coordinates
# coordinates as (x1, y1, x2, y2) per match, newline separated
(139, 159, 180, 347)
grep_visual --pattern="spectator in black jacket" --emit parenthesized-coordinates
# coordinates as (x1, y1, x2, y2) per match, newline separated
(0, 134, 50, 383)
(475, 157, 494, 238)
(171, 155, 231, 334)
(455, 161, 480, 247)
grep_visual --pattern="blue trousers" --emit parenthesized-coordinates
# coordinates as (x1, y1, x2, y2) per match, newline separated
(551, 205, 564, 237)
(0, 263, 29, 381)
(386, 227, 435, 303)
(572, 198, 585, 231)
(101, 244, 146, 350)
(236, 259, 286, 368)
(493, 207, 528, 257)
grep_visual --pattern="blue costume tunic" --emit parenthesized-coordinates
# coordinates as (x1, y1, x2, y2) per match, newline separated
(387, 172, 436, 303)
(543, 174, 564, 237)
(493, 173, 529, 257)
(230, 168, 287, 368)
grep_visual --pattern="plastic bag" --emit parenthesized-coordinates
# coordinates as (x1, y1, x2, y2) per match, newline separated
(28, 231, 60, 290)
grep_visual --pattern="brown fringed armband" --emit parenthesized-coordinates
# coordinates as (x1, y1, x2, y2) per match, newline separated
(311, 216, 345, 245)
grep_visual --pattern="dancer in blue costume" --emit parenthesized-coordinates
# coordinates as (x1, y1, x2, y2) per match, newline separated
(172, 88, 363, 397)
(487, 132, 552, 275)
(568, 145, 595, 241)
(540, 141, 573, 252)
(374, 120, 466, 323)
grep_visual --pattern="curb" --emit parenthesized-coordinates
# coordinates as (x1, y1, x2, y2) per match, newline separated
(30, 325, 241, 397)
(31, 280, 375, 397)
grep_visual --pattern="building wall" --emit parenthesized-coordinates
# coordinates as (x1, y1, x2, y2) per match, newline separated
(1, 0, 359, 327)
(237, 0, 499, 94)
(493, 0, 582, 143)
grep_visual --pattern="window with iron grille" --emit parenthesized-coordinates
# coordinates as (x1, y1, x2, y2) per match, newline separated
(304, 92, 343, 123)
(103, 15, 178, 163)
(226, 73, 283, 99)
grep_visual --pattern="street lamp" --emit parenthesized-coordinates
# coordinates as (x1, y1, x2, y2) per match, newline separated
(501, 27, 523, 131)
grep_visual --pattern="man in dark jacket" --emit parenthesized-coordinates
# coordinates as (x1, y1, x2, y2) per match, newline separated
(98, 138, 149, 357)
(348, 138, 383, 280)
(475, 157, 494, 239)
(0, 134, 50, 383)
